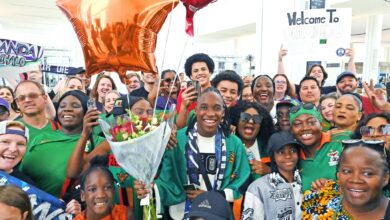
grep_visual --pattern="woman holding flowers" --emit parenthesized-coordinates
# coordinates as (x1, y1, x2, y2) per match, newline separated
(135, 88, 250, 219)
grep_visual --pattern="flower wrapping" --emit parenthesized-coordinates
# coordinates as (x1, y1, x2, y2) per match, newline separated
(98, 109, 174, 188)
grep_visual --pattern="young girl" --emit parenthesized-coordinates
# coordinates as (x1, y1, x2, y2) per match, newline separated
(242, 131, 302, 220)
(74, 156, 133, 220)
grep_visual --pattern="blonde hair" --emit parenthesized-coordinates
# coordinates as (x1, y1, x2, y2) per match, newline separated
(6, 121, 26, 131)
(103, 90, 121, 106)
(53, 76, 86, 102)
(126, 72, 141, 81)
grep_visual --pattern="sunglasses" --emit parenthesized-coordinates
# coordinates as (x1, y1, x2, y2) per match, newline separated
(15, 92, 43, 102)
(342, 139, 386, 156)
(290, 103, 315, 114)
(240, 112, 263, 124)
(163, 78, 179, 85)
(360, 124, 390, 137)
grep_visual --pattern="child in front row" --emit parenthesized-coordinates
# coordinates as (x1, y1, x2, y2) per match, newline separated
(242, 131, 303, 220)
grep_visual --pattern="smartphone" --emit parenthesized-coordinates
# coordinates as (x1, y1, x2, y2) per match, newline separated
(387, 82, 390, 103)
(183, 183, 199, 191)
(187, 81, 201, 94)
(194, 81, 201, 95)
(87, 98, 97, 110)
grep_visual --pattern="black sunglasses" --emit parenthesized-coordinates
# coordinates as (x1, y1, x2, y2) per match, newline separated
(289, 103, 316, 114)
(240, 112, 263, 124)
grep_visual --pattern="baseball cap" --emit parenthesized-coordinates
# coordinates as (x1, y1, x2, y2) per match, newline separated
(0, 98, 10, 112)
(289, 103, 322, 124)
(188, 191, 231, 220)
(0, 120, 29, 141)
(276, 100, 295, 109)
(267, 131, 302, 154)
(336, 71, 356, 84)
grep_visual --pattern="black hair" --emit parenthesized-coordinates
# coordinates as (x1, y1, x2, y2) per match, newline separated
(269, 144, 300, 173)
(184, 53, 215, 78)
(129, 96, 149, 110)
(337, 142, 390, 175)
(80, 155, 115, 190)
(251, 74, 275, 94)
(231, 101, 275, 147)
(0, 86, 19, 112)
(305, 64, 328, 86)
(186, 87, 230, 137)
(161, 69, 176, 79)
(211, 70, 244, 95)
(352, 113, 390, 139)
(299, 76, 320, 89)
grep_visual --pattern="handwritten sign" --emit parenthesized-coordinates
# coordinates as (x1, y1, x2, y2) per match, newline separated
(283, 8, 351, 60)
(0, 171, 72, 220)
(0, 39, 44, 67)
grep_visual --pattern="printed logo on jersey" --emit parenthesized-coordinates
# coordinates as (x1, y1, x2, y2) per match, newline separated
(270, 188, 293, 201)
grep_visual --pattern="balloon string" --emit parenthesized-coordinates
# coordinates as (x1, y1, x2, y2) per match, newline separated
(161, 37, 189, 119)
(159, 0, 176, 71)
(153, 0, 176, 118)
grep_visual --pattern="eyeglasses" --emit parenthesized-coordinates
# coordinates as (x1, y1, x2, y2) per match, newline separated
(342, 139, 386, 156)
(240, 112, 263, 124)
(360, 124, 390, 137)
(133, 108, 153, 117)
(275, 80, 287, 84)
(15, 92, 43, 102)
(290, 103, 315, 114)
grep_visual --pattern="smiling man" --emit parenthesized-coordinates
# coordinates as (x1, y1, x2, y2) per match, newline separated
(211, 70, 244, 108)
(289, 103, 343, 191)
(176, 53, 215, 129)
(336, 71, 381, 116)
(15, 80, 59, 139)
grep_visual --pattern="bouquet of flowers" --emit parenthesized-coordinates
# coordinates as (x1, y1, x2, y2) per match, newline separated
(99, 107, 175, 220)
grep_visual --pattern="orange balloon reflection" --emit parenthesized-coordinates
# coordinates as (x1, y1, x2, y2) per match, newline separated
(56, 0, 179, 79)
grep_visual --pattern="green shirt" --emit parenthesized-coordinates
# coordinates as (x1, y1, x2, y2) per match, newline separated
(300, 132, 343, 192)
(20, 130, 104, 197)
(155, 128, 250, 208)
(18, 119, 58, 145)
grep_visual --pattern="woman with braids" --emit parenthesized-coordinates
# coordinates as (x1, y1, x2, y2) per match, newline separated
(302, 140, 390, 219)
(135, 88, 250, 219)
(231, 101, 275, 181)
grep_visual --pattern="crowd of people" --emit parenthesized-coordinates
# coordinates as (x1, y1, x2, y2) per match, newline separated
(0, 50, 389, 220)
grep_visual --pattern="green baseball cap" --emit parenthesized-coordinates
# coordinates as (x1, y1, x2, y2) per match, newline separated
(289, 103, 322, 124)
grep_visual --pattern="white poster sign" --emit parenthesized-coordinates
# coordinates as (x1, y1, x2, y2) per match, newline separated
(283, 8, 352, 60)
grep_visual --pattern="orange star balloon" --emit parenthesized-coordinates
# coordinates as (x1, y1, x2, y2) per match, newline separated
(56, 0, 179, 79)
